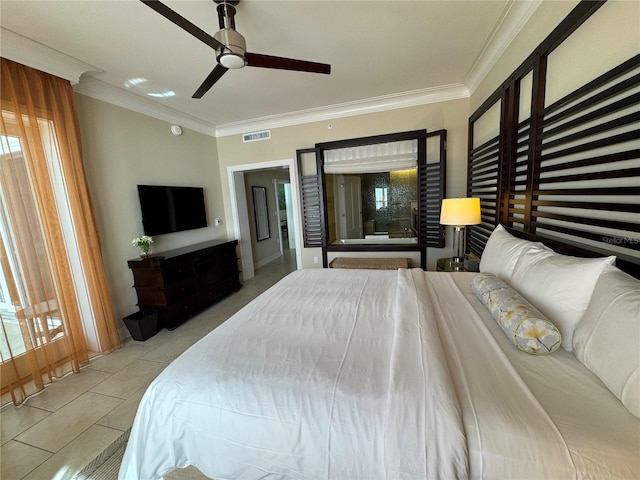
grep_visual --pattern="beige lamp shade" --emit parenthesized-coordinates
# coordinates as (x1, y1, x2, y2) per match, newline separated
(440, 197, 481, 226)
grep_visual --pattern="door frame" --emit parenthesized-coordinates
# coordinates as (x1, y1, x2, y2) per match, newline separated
(227, 159, 302, 281)
(273, 178, 293, 256)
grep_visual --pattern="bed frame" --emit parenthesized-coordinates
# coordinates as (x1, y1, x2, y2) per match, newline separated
(466, 1, 640, 280)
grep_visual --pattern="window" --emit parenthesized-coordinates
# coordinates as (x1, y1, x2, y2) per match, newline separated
(374, 187, 388, 210)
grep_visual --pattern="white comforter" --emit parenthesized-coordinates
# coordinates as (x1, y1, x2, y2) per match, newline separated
(119, 268, 468, 480)
(120, 268, 640, 480)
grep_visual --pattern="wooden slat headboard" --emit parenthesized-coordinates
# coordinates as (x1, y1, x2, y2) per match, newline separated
(467, 1, 640, 279)
(505, 227, 640, 280)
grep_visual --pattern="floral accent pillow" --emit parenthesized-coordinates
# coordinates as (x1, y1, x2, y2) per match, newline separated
(471, 273, 562, 355)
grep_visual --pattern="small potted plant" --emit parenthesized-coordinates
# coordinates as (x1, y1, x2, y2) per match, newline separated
(132, 235, 154, 258)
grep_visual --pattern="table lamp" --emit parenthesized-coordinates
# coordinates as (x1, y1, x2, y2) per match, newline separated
(440, 197, 481, 264)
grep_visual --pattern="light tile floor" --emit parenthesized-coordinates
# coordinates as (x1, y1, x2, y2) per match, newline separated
(1, 252, 297, 480)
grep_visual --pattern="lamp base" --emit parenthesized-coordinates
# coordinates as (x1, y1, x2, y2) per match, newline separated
(453, 225, 466, 265)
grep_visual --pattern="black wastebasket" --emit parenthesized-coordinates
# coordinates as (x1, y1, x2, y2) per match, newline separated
(123, 309, 158, 341)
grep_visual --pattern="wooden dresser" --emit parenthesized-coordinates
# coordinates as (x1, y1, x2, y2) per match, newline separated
(127, 239, 241, 329)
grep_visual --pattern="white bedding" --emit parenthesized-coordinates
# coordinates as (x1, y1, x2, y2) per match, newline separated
(447, 273, 640, 480)
(120, 269, 640, 480)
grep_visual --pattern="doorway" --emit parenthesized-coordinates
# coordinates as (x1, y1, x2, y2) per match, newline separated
(228, 159, 302, 281)
(274, 179, 295, 254)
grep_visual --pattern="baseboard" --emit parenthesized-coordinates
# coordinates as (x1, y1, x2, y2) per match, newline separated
(253, 252, 282, 270)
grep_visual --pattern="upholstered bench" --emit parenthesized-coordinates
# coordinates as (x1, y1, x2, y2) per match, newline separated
(329, 257, 410, 270)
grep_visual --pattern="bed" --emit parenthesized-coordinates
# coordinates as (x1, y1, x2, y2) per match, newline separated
(119, 228, 640, 479)
(120, 4, 640, 478)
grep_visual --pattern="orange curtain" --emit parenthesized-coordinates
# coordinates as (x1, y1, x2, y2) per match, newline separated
(0, 58, 120, 405)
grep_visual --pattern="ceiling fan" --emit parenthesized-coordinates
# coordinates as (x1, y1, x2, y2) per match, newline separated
(140, 0, 331, 98)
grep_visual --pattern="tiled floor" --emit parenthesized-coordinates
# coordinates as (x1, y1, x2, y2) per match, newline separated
(1, 251, 297, 480)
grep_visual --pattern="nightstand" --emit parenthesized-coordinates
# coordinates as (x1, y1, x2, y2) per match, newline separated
(436, 257, 467, 272)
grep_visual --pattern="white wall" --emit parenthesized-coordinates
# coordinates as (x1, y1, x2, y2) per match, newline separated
(544, 0, 640, 108)
(75, 94, 223, 334)
(470, 0, 639, 112)
(470, 0, 578, 112)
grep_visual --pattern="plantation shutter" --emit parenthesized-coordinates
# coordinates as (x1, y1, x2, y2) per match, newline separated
(420, 130, 446, 248)
(296, 148, 325, 248)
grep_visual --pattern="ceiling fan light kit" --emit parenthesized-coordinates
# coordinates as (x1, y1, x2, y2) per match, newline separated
(214, 29, 247, 69)
(140, 0, 331, 98)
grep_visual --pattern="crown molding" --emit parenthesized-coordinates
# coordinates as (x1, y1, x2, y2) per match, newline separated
(465, 0, 542, 95)
(73, 76, 217, 137)
(0, 27, 216, 137)
(0, 28, 101, 84)
(215, 84, 470, 137)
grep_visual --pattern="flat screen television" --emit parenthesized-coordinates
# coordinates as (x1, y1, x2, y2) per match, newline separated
(137, 185, 207, 236)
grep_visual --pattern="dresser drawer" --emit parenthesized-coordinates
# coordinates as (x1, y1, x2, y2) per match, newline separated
(198, 284, 225, 307)
(216, 243, 237, 265)
(219, 260, 239, 278)
(164, 277, 197, 303)
(158, 294, 199, 324)
(196, 269, 219, 288)
(163, 263, 193, 283)
(131, 268, 164, 288)
(134, 286, 169, 307)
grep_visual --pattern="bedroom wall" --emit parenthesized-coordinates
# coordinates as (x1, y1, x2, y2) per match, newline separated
(470, 0, 639, 112)
(543, 0, 639, 108)
(469, 0, 578, 112)
(74, 94, 223, 337)
(216, 98, 470, 270)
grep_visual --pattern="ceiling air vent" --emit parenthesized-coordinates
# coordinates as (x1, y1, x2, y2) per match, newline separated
(242, 130, 271, 143)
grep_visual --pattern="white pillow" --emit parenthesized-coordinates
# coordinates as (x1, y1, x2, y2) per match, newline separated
(479, 224, 549, 281)
(510, 249, 616, 351)
(573, 266, 640, 418)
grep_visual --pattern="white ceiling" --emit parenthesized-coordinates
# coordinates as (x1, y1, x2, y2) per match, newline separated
(0, 1, 540, 136)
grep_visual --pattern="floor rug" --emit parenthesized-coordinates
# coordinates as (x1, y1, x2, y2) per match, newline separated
(72, 428, 130, 480)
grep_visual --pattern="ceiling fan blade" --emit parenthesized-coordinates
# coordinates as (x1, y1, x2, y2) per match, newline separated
(192, 65, 229, 98)
(140, 0, 224, 51)
(245, 52, 331, 75)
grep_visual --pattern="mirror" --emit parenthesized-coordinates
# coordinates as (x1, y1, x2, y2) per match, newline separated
(296, 129, 445, 262)
(252, 186, 270, 241)
(321, 136, 420, 245)
(326, 169, 418, 243)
